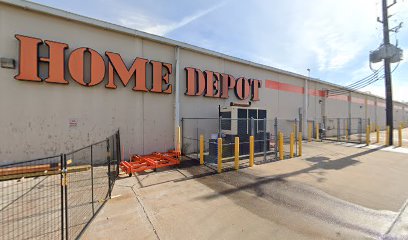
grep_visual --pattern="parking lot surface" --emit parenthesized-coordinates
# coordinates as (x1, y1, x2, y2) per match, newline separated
(82, 141, 408, 239)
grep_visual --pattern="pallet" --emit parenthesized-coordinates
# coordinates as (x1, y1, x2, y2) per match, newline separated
(120, 150, 180, 176)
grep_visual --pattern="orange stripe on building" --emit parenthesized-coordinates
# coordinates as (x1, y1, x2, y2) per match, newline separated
(265, 80, 304, 94)
(265, 80, 325, 97)
(308, 89, 326, 97)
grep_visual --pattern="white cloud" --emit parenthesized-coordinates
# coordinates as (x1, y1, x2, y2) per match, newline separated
(298, 0, 379, 71)
(245, 0, 382, 75)
(118, 1, 227, 36)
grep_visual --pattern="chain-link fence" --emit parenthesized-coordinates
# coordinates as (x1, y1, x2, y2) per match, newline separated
(181, 117, 300, 170)
(64, 130, 120, 240)
(0, 155, 63, 240)
(0, 130, 121, 240)
(322, 118, 369, 144)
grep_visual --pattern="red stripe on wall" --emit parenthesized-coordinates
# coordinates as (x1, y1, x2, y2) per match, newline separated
(265, 79, 325, 97)
(264, 80, 280, 90)
(309, 89, 326, 97)
(264, 80, 353, 100)
(265, 80, 304, 94)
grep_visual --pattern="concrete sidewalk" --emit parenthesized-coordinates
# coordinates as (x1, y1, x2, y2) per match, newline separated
(82, 141, 408, 239)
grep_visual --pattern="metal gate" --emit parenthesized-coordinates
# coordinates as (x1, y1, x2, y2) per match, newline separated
(0, 130, 121, 240)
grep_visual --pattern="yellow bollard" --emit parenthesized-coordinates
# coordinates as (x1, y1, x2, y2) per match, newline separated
(249, 136, 254, 167)
(217, 138, 222, 173)
(177, 126, 181, 153)
(199, 134, 204, 165)
(308, 122, 312, 142)
(376, 126, 380, 143)
(279, 132, 284, 160)
(298, 132, 302, 156)
(366, 125, 370, 145)
(316, 123, 320, 141)
(290, 132, 294, 158)
(399, 124, 402, 147)
(234, 137, 239, 170)
(386, 126, 390, 146)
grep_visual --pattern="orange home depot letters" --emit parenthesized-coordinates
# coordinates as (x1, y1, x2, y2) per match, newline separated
(184, 67, 261, 101)
(15, 35, 261, 100)
(15, 35, 172, 94)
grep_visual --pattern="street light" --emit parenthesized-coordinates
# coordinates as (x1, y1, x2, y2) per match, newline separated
(304, 68, 310, 139)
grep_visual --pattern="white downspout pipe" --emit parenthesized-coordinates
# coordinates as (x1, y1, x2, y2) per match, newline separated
(174, 46, 180, 150)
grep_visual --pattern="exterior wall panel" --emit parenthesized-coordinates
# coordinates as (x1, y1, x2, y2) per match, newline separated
(0, 2, 407, 162)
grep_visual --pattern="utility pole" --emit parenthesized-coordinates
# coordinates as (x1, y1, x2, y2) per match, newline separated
(381, 0, 394, 145)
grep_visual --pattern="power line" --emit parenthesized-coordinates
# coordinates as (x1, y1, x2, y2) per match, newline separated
(328, 62, 400, 96)
(327, 66, 383, 95)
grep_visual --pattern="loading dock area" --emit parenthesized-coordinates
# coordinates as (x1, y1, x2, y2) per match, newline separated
(82, 134, 408, 239)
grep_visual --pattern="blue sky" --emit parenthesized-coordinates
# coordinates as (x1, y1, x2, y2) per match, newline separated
(31, 0, 408, 102)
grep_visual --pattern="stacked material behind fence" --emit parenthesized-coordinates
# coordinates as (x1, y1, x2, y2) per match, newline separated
(0, 131, 120, 240)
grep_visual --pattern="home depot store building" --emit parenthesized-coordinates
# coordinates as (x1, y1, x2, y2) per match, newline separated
(0, 0, 407, 163)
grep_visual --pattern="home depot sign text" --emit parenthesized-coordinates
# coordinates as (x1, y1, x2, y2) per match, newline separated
(15, 35, 261, 101)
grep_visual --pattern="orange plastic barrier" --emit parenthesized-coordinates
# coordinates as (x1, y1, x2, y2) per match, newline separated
(120, 150, 180, 176)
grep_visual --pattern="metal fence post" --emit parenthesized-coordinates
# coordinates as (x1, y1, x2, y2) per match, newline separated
(249, 135, 254, 167)
(63, 154, 68, 240)
(358, 118, 362, 143)
(337, 118, 340, 141)
(107, 138, 111, 199)
(274, 117, 278, 160)
(250, 117, 255, 136)
(60, 154, 64, 240)
(116, 130, 121, 177)
(263, 118, 267, 162)
(218, 116, 222, 138)
(348, 118, 352, 142)
(295, 118, 298, 156)
(90, 145, 95, 215)
(196, 126, 199, 159)
(299, 110, 303, 133)
(181, 118, 184, 155)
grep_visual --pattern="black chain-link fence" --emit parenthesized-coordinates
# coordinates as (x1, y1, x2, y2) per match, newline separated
(181, 116, 300, 170)
(0, 155, 63, 240)
(322, 118, 369, 144)
(0, 130, 121, 240)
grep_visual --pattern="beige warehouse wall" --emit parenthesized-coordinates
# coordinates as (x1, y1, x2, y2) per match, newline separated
(0, 4, 175, 162)
(1, 2, 408, 163)
(178, 49, 305, 120)
(377, 101, 386, 129)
